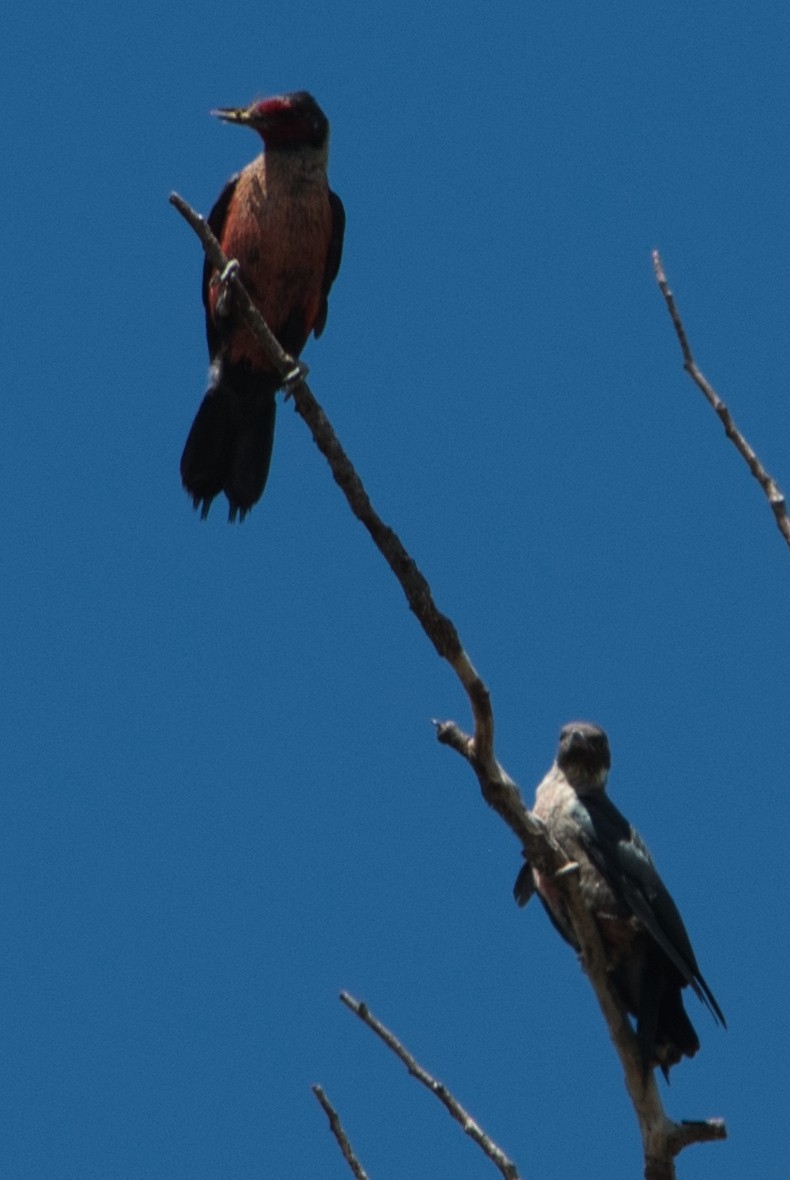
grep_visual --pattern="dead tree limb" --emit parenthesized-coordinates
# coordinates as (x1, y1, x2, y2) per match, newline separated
(653, 249, 790, 550)
(171, 193, 728, 1178)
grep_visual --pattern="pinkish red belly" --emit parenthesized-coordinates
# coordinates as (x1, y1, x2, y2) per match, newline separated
(212, 190, 331, 369)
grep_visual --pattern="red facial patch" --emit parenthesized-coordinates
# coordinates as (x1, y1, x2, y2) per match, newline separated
(250, 95, 292, 119)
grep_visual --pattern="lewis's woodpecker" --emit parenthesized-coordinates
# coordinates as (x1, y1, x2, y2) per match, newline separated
(514, 722, 725, 1078)
(181, 91, 345, 521)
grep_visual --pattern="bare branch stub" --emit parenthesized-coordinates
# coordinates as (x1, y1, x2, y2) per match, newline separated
(339, 992, 522, 1180)
(653, 249, 790, 549)
(312, 1086, 370, 1180)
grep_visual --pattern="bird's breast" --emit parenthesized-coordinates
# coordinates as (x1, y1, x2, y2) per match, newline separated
(212, 160, 333, 368)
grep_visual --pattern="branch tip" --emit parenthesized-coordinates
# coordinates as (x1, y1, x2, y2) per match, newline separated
(653, 248, 790, 550)
(312, 1085, 370, 1180)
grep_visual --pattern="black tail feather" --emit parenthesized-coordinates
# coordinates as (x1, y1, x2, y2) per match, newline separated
(181, 363, 278, 521)
(609, 940, 701, 1080)
(654, 975, 700, 1077)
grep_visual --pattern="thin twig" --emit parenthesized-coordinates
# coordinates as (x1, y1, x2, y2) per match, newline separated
(312, 1086, 370, 1180)
(171, 193, 728, 1177)
(339, 992, 521, 1180)
(653, 249, 790, 549)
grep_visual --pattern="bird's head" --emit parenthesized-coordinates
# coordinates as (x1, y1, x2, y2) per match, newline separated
(212, 91, 329, 151)
(556, 721, 611, 792)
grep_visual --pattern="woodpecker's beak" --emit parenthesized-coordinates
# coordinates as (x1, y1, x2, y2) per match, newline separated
(211, 106, 253, 125)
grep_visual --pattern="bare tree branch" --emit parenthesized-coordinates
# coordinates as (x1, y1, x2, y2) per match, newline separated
(653, 249, 790, 550)
(312, 1086, 370, 1180)
(340, 991, 521, 1180)
(171, 193, 728, 1178)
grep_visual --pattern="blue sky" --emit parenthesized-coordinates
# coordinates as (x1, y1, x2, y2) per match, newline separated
(2, 2, 788, 1177)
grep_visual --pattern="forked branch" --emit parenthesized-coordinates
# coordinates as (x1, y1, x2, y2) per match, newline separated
(171, 194, 727, 1178)
(340, 992, 521, 1180)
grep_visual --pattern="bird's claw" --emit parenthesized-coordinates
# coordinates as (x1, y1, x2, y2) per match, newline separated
(213, 259, 240, 317)
(554, 861, 580, 879)
(219, 259, 240, 284)
(282, 361, 309, 398)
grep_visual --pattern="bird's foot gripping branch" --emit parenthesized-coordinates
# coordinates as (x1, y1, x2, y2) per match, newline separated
(213, 258, 240, 318)
(282, 360, 310, 397)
